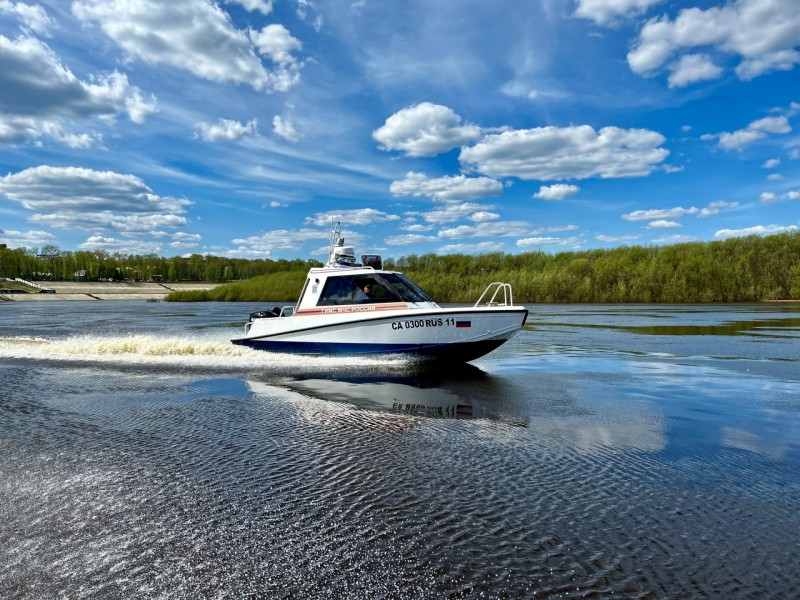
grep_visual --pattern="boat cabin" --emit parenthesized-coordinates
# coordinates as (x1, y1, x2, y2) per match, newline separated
(292, 243, 437, 314)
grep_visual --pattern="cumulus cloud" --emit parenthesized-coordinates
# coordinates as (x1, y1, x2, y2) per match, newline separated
(72, 0, 303, 92)
(228, 228, 329, 256)
(715, 224, 799, 239)
(0, 228, 57, 248)
(0, 0, 55, 35)
(698, 200, 739, 217)
(196, 118, 258, 142)
(80, 235, 163, 254)
(647, 220, 680, 228)
(225, 0, 272, 14)
(516, 236, 583, 249)
(304, 208, 400, 227)
(437, 241, 505, 254)
(273, 115, 300, 142)
(373, 103, 482, 157)
(534, 184, 580, 200)
(0, 166, 190, 234)
(628, 0, 800, 83)
(651, 234, 698, 244)
(169, 232, 202, 249)
(437, 221, 530, 240)
(759, 192, 777, 204)
(622, 206, 699, 221)
(250, 24, 302, 66)
(384, 233, 439, 246)
(389, 171, 503, 202)
(0, 34, 157, 145)
(762, 158, 780, 169)
(596, 234, 643, 243)
(574, 0, 663, 27)
(420, 202, 496, 224)
(702, 115, 792, 152)
(460, 125, 668, 180)
(667, 54, 723, 88)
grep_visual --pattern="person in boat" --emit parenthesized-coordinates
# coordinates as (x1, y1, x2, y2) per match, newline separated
(354, 280, 371, 301)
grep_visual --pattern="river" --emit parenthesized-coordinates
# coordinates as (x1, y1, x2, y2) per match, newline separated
(1, 301, 798, 598)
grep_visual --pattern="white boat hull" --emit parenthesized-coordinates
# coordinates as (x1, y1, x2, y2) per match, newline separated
(232, 306, 528, 362)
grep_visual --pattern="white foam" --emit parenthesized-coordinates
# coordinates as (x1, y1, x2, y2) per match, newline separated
(0, 333, 403, 372)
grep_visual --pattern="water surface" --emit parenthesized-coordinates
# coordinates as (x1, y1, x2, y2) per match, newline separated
(1, 301, 798, 598)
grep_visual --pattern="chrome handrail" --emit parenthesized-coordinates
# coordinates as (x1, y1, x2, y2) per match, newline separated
(474, 282, 513, 307)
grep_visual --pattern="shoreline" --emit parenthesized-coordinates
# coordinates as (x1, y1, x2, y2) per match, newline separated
(1, 281, 220, 301)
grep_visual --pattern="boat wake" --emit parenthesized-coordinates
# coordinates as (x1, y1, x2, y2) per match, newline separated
(0, 334, 406, 374)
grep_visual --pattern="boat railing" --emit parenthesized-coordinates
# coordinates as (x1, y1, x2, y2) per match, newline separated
(474, 282, 513, 307)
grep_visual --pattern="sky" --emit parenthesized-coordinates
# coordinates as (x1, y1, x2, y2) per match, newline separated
(0, 0, 799, 261)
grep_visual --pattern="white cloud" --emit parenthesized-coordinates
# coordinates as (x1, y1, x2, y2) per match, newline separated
(516, 236, 583, 249)
(400, 223, 434, 232)
(389, 171, 502, 202)
(0, 166, 189, 234)
(420, 202, 495, 224)
(762, 158, 780, 169)
(596, 234, 643, 243)
(787, 191, 800, 201)
(438, 221, 530, 239)
(229, 228, 328, 256)
(373, 103, 482, 157)
(225, 0, 272, 14)
(715, 225, 799, 239)
(437, 241, 505, 254)
(460, 125, 668, 180)
(169, 232, 202, 249)
(698, 200, 739, 217)
(628, 0, 800, 83)
(759, 192, 777, 204)
(72, 0, 303, 92)
(250, 24, 302, 66)
(0, 228, 57, 248)
(534, 184, 580, 201)
(647, 220, 681, 228)
(574, 0, 663, 27)
(469, 211, 500, 222)
(622, 206, 699, 221)
(0, 35, 157, 145)
(704, 115, 792, 152)
(305, 208, 400, 227)
(273, 115, 300, 142)
(196, 118, 258, 142)
(0, 1, 54, 35)
(385, 233, 439, 246)
(667, 54, 723, 88)
(651, 234, 698, 244)
(80, 235, 163, 254)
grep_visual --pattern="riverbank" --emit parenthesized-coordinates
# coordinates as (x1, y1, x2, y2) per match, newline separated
(0, 281, 220, 301)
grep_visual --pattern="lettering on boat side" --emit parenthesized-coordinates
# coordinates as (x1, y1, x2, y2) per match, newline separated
(320, 305, 377, 314)
(392, 317, 445, 330)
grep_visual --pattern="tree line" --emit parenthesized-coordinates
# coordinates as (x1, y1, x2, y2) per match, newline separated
(164, 232, 800, 303)
(0, 244, 318, 283)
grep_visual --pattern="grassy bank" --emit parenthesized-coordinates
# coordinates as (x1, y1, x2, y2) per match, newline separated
(165, 232, 800, 304)
(165, 271, 306, 302)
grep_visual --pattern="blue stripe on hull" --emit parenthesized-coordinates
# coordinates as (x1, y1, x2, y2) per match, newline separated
(231, 338, 507, 362)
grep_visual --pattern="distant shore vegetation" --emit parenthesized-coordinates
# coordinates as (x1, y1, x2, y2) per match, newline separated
(2, 232, 799, 303)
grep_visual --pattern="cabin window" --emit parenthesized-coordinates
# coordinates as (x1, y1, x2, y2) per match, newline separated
(317, 275, 400, 305)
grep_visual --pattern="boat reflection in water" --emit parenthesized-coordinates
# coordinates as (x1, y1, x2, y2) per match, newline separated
(245, 363, 528, 425)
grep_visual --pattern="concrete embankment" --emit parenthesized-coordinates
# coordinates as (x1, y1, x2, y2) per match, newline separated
(2, 281, 220, 301)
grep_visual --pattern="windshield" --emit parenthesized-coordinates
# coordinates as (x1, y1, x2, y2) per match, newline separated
(380, 273, 434, 303)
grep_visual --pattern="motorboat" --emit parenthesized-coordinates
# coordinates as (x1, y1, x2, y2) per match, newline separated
(231, 223, 528, 362)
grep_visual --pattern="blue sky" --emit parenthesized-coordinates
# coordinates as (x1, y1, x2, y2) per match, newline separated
(0, 0, 798, 260)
